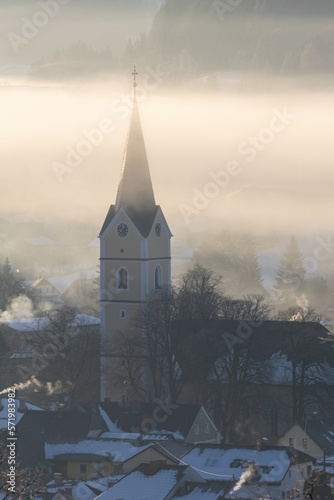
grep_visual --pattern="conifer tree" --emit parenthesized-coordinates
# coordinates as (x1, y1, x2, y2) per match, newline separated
(273, 237, 307, 309)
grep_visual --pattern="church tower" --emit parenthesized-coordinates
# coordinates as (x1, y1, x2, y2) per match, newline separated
(99, 70, 172, 401)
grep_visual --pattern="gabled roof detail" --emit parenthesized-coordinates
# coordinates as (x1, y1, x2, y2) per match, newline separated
(99, 204, 159, 239)
(97, 402, 209, 441)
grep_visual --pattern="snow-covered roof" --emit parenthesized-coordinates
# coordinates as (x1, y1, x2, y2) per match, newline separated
(0, 399, 44, 429)
(45, 440, 152, 463)
(181, 447, 293, 483)
(1, 314, 100, 331)
(177, 486, 226, 499)
(47, 270, 98, 294)
(95, 469, 180, 500)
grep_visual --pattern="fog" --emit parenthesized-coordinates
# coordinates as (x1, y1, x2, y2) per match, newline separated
(1, 0, 334, 287)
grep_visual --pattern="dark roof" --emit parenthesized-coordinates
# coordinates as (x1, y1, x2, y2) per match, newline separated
(98, 402, 204, 439)
(175, 319, 334, 364)
(17, 410, 106, 466)
(295, 417, 334, 455)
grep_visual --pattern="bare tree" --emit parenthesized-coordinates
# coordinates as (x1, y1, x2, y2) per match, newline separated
(208, 295, 272, 443)
(23, 306, 100, 404)
(274, 307, 334, 420)
(0, 441, 46, 500)
(114, 286, 183, 403)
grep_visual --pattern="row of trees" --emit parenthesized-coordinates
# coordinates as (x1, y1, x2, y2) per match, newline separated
(112, 263, 334, 442)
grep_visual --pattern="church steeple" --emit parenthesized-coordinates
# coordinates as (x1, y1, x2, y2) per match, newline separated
(99, 69, 172, 400)
(115, 67, 156, 218)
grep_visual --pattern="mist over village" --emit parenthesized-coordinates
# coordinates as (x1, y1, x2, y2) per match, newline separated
(1, 1, 334, 499)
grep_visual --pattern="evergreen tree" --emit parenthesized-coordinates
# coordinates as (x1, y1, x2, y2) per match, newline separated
(273, 237, 306, 309)
(195, 231, 264, 297)
(0, 257, 26, 312)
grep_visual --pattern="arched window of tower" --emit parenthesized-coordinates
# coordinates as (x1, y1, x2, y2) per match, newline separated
(155, 265, 162, 290)
(117, 267, 128, 290)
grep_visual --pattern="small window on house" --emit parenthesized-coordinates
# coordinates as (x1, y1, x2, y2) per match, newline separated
(79, 463, 87, 474)
(287, 491, 290, 500)
(154, 265, 162, 289)
(204, 423, 209, 434)
(117, 267, 128, 290)
(289, 437, 294, 448)
(120, 310, 126, 319)
(291, 489, 295, 499)
(282, 493, 285, 500)
(194, 424, 199, 435)
(302, 438, 308, 449)
(307, 465, 312, 477)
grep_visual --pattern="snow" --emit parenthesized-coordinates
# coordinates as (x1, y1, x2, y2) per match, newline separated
(98, 406, 121, 433)
(96, 469, 179, 500)
(48, 270, 98, 294)
(99, 432, 141, 440)
(181, 447, 290, 482)
(2, 314, 99, 331)
(45, 440, 152, 462)
(178, 487, 222, 499)
(2, 317, 51, 331)
(72, 483, 97, 500)
(141, 430, 184, 441)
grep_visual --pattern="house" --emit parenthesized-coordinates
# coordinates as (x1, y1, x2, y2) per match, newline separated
(95, 464, 204, 500)
(16, 408, 106, 467)
(181, 444, 314, 500)
(97, 402, 221, 444)
(30, 269, 99, 313)
(176, 483, 231, 499)
(45, 439, 179, 479)
(0, 397, 44, 433)
(175, 318, 334, 443)
(276, 416, 334, 459)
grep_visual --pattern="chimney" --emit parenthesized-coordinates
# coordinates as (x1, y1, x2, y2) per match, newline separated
(64, 484, 72, 497)
(53, 473, 63, 485)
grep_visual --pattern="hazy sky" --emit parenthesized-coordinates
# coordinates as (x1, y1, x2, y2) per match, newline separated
(1, 0, 333, 266)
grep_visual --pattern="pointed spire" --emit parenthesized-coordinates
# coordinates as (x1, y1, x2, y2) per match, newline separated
(115, 67, 156, 217)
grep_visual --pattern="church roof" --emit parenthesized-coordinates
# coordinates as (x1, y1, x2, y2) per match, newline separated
(99, 204, 159, 238)
(115, 97, 156, 214)
(100, 87, 159, 238)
